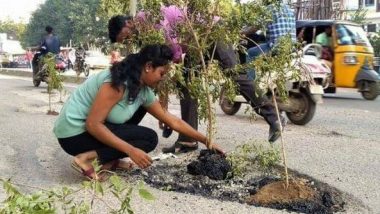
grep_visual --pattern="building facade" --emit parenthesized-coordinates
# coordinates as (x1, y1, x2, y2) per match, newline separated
(357, 0, 380, 32)
(291, 0, 380, 32)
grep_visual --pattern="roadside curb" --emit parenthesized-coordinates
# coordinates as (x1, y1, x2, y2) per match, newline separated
(0, 68, 87, 84)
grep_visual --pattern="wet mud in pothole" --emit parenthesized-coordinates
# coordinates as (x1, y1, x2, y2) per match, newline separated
(187, 150, 231, 180)
(125, 151, 355, 213)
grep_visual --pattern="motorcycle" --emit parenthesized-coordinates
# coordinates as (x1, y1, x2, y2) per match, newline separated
(33, 52, 68, 87)
(219, 43, 330, 125)
(74, 49, 90, 77)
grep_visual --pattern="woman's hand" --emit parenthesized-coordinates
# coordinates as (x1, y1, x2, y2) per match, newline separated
(209, 142, 226, 156)
(128, 147, 153, 169)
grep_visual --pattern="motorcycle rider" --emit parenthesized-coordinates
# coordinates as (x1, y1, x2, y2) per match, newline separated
(241, 0, 296, 142)
(74, 45, 86, 72)
(32, 26, 61, 76)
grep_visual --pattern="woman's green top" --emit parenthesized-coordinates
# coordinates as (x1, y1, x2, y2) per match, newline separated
(53, 70, 156, 138)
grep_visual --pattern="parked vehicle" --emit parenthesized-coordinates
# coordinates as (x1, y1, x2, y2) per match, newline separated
(297, 20, 380, 100)
(55, 55, 69, 72)
(0, 53, 11, 68)
(219, 44, 328, 125)
(85, 50, 110, 69)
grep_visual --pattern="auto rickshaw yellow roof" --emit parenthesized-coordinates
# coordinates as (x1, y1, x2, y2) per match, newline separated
(296, 20, 360, 29)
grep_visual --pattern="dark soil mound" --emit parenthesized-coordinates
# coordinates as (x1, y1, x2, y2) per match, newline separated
(248, 180, 316, 205)
(247, 179, 345, 213)
(47, 110, 59, 115)
(187, 150, 231, 180)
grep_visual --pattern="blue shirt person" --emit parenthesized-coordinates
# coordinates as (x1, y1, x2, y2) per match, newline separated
(245, 2, 296, 80)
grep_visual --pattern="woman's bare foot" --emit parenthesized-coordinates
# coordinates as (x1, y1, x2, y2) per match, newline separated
(117, 159, 135, 170)
(102, 159, 135, 171)
(178, 141, 197, 147)
(73, 151, 100, 180)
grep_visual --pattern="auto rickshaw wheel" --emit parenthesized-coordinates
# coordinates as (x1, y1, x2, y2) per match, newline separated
(286, 90, 316, 125)
(361, 81, 378, 100)
(219, 88, 241, 115)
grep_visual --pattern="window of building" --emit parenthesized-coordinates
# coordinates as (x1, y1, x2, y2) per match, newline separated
(365, 0, 375, 6)
(367, 24, 377, 32)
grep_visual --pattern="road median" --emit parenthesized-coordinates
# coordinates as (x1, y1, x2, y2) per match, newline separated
(0, 68, 87, 84)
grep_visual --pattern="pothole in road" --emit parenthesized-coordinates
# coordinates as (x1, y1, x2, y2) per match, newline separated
(123, 150, 350, 214)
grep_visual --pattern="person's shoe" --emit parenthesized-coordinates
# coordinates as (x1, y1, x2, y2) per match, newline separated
(268, 116, 287, 143)
(162, 141, 198, 154)
(162, 125, 173, 138)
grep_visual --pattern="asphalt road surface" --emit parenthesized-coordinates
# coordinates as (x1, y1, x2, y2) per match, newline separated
(0, 74, 379, 213)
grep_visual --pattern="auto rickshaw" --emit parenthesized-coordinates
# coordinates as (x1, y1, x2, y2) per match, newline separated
(296, 20, 380, 100)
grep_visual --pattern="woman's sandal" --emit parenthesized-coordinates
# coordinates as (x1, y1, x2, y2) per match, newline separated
(162, 141, 198, 154)
(71, 161, 107, 181)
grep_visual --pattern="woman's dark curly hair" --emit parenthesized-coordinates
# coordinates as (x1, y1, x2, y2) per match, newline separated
(110, 44, 173, 103)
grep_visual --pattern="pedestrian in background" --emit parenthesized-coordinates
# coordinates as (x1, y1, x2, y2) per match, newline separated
(26, 48, 33, 69)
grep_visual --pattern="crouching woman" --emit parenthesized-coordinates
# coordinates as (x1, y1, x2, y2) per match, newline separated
(53, 44, 224, 180)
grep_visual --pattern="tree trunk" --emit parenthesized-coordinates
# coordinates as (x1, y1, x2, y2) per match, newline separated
(270, 87, 289, 189)
(48, 90, 52, 112)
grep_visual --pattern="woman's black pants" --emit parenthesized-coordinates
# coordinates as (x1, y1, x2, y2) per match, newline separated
(57, 112, 157, 164)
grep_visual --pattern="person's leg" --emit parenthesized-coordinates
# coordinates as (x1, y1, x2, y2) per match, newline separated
(58, 132, 110, 179)
(58, 124, 158, 175)
(156, 82, 173, 138)
(177, 84, 198, 143)
(235, 75, 286, 143)
(247, 43, 271, 61)
(158, 92, 169, 129)
(101, 123, 158, 163)
(162, 70, 198, 153)
(246, 43, 271, 80)
(236, 76, 278, 125)
(126, 106, 147, 125)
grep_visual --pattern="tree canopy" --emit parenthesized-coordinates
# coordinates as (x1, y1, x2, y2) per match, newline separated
(0, 19, 26, 40)
(22, 0, 108, 49)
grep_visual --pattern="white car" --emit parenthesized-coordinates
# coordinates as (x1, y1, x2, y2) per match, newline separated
(85, 50, 110, 69)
